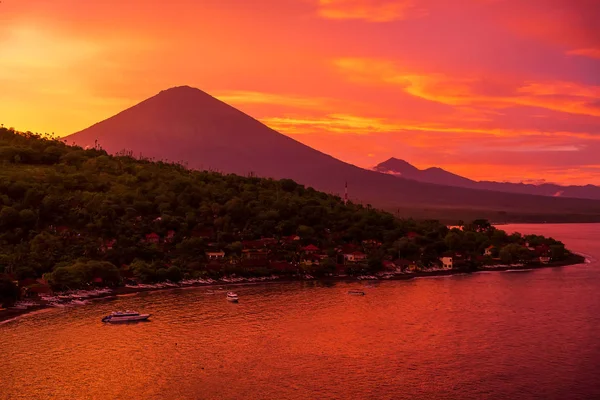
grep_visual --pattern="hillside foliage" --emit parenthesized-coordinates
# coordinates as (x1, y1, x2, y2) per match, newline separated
(0, 128, 572, 297)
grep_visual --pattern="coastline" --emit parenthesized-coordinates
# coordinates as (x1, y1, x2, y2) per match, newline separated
(0, 254, 588, 324)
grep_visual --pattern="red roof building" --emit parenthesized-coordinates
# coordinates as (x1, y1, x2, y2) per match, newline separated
(145, 233, 160, 244)
(535, 244, 551, 255)
(302, 244, 320, 253)
(382, 260, 397, 271)
(165, 230, 176, 243)
(344, 251, 368, 263)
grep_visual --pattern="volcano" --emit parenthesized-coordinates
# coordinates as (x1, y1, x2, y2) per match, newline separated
(67, 86, 600, 220)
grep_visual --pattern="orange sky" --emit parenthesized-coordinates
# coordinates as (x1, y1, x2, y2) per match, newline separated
(1, 0, 600, 184)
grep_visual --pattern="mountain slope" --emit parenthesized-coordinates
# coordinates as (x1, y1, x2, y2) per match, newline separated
(375, 158, 477, 188)
(66, 86, 600, 219)
(375, 158, 600, 200)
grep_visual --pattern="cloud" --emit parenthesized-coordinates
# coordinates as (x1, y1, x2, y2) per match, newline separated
(261, 114, 405, 134)
(484, 0, 600, 57)
(334, 57, 600, 117)
(214, 91, 330, 110)
(566, 48, 600, 60)
(315, 0, 425, 22)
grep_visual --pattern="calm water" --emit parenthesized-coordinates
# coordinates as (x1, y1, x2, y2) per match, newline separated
(2, 223, 600, 400)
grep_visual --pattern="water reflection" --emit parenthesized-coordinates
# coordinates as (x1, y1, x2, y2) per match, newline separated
(2, 224, 600, 400)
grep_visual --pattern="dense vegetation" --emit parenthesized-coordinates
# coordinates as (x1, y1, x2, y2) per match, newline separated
(0, 128, 576, 305)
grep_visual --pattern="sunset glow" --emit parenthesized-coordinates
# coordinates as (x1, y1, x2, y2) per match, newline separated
(1, 0, 599, 184)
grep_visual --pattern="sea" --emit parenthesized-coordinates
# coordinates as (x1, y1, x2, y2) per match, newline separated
(1, 223, 599, 400)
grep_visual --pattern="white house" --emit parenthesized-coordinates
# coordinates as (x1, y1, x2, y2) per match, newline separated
(440, 257, 453, 269)
(206, 251, 225, 260)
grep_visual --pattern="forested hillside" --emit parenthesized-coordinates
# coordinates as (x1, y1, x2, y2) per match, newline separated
(0, 128, 574, 296)
(0, 128, 401, 284)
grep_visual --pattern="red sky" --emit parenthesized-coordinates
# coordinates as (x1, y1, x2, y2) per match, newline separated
(1, 0, 599, 184)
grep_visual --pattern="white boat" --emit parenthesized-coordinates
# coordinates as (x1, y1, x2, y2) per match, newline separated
(226, 292, 239, 302)
(101, 310, 151, 323)
(70, 299, 89, 305)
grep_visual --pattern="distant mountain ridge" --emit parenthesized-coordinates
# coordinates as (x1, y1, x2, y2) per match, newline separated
(65, 86, 600, 221)
(375, 158, 600, 200)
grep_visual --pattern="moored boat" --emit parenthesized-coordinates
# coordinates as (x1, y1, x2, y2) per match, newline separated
(348, 290, 365, 296)
(101, 310, 151, 323)
(226, 292, 239, 302)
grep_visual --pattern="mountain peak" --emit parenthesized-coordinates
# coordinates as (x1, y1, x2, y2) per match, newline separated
(159, 85, 206, 95)
(375, 158, 420, 175)
(152, 85, 221, 103)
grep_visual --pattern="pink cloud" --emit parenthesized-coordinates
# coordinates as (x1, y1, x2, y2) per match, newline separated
(315, 0, 426, 22)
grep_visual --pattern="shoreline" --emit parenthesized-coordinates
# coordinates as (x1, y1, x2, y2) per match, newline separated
(0, 255, 588, 324)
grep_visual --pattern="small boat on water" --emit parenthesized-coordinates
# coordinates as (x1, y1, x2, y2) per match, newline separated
(70, 299, 89, 305)
(348, 290, 366, 296)
(101, 310, 150, 323)
(226, 292, 239, 302)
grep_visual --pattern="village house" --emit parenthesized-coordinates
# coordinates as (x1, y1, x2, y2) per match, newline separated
(206, 251, 225, 260)
(301, 253, 322, 266)
(484, 245, 495, 256)
(535, 244, 551, 256)
(100, 239, 117, 252)
(406, 263, 420, 272)
(144, 232, 160, 244)
(440, 257, 453, 270)
(344, 251, 367, 263)
(539, 256, 551, 264)
(164, 230, 176, 243)
(382, 260, 398, 272)
(302, 244, 320, 254)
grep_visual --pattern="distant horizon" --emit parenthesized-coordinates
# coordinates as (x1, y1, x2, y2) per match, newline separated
(2, 1, 599, 185)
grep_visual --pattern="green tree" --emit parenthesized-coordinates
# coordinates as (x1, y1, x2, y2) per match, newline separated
(444, 232, 463, 251)
(0, 275, 19, 306)
(166, 266, 183, 282)
(499, 244, 529, 264)
(550, 244, 566, 261)
(0, 206, 19, 228)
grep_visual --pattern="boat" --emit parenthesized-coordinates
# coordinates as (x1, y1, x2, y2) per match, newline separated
(348, 290, 366, 296)
(101, 310, 151, 323)
(226, 292, 239, 302)
(70, 299, 89, 305)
